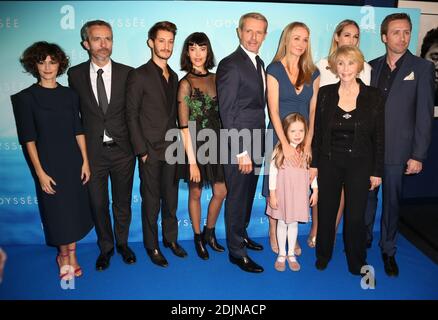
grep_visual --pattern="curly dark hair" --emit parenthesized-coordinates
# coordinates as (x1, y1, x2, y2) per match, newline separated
(19, 41, 69, 79)
(180, 32, 216, 72)
(421, 27, 438, 58)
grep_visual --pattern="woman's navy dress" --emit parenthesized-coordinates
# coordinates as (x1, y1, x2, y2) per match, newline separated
(11, 83, 93, 246)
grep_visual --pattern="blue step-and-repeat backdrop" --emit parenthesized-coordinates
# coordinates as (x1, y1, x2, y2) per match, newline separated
(0, 1, 420, 245)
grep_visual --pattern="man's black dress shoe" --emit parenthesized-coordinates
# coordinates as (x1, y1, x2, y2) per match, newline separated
(116, 245, 136, 264)
(163, 240, 188, 258)
(146, 248, 168, 267)
(229, 254, 264, 273)
(243, 237, 263, 251)
(96, 248, 114, 271)
(382, 253, 399, 277)
(315, 259, 328, 271)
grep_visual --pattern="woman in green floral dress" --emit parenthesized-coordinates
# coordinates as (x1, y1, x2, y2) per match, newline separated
(177, 32, 226, 260)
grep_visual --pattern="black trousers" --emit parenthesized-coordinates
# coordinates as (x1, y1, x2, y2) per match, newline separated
(138, 158, 179, 249)
(223, 163, 260, 258)
(316, 152, 370, 273)
(365, 164, 404, 256)
(88, 144, 135, 254)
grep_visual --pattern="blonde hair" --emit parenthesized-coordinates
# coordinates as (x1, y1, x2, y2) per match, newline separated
(328, 45, 365, 75)
(272, 22, 316, 89)
(273, 113, 309, 169)
(238, 12, 268, 33)
(328, 20, 360, 56)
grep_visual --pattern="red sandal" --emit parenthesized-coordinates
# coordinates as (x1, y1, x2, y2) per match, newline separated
(56, 252, 73, 280)
(68, 249, 83, 277)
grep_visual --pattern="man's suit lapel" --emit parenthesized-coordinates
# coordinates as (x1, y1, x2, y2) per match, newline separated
(236, 46, 265, 102)
(108, 60, 119, 115)
(83, 61, 104, 117)
(386, 51, 414, 105)
(237, 46, 259, 77)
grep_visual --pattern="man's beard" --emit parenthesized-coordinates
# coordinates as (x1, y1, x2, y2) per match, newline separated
(155, 48, 172, 60)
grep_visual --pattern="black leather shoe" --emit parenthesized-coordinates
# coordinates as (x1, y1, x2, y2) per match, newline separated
(382, 253, 399, 277)
(229, 254, 264, 273)
(315, 259, 328, 271)
(194, 233, 209, 260)
(116, 245, 136, 264)
(96, 248, 114, 271)
(243, 237, 263, 251)
(203, 227, 225, 252)
(146, 248, 168, 268)
(163, 240, 188, 258)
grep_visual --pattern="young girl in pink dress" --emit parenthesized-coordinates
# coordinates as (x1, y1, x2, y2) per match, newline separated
(267, 113, 318, 271)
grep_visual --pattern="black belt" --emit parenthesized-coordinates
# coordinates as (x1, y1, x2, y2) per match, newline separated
(103, 141, 116, 147)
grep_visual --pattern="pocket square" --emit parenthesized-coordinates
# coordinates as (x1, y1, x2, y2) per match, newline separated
(403, 71, 415, 80)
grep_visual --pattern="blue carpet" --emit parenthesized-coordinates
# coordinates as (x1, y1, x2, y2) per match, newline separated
(0, 233, 437, 300)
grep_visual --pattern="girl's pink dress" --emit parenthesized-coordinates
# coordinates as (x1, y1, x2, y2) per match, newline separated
(266, 159, 310, 224)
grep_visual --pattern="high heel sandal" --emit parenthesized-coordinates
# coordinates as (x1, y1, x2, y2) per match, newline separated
(307, 235, 316, 248)
(56, 253, 73, 280)
(68, 249, 83, 277)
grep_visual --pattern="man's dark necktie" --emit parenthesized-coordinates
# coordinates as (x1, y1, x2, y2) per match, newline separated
(255, 55, 265, 98)
(96, 68, 109, 114)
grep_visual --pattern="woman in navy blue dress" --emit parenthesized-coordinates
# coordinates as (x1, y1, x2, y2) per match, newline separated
(11, 42, 93, 280)
(263, 22, 320, 255)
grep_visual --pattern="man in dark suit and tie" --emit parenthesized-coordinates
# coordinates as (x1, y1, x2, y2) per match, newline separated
(126, 21, 186, 268)
(216, 12, 268, 273)
(68, 20, 136, 271)
(366, 13, 435, 277)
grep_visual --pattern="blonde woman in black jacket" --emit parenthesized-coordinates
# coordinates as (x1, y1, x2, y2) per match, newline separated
(310, 45, 384, 275)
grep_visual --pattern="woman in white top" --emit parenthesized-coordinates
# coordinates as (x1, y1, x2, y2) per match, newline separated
(309, 19, 371, 248)
(317, 19, 371, 87)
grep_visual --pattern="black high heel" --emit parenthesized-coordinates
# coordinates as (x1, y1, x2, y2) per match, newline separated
(203, 227, 225, 252)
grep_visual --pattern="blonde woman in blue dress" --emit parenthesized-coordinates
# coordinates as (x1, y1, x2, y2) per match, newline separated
(262, 22, 320, 255)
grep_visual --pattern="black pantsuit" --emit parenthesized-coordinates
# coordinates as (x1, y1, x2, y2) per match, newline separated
(317, 153, 371, 273)
(311, 80, 384, 274)
(139, 159, 178, 249)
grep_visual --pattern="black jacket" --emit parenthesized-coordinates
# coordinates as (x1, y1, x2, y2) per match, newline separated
(67, 60, 134, 165)
(126, 60, 179, 161)
(311, 79, 385, 177)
